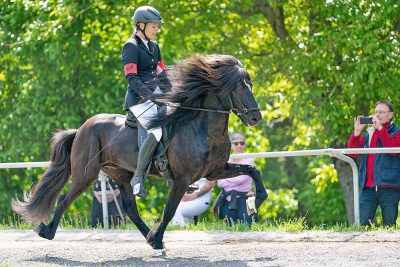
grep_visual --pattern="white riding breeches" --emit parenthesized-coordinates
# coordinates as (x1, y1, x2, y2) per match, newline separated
(171, 178, 213, 225)
(129, 100, 162, 142)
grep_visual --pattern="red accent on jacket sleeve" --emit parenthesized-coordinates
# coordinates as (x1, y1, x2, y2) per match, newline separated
(124, 63, 137, 75)
(347, 132, 365, 157)
(158, 60, 165, 70)
(155, 60, 166, 74)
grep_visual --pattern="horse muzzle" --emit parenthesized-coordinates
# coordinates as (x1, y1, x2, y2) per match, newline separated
(240, 109, 262, 127)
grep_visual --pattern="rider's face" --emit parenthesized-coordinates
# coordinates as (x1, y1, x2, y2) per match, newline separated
(143, 23, 161, 40)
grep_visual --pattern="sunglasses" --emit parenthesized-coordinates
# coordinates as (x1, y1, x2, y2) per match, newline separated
(233, 141, 245, 146)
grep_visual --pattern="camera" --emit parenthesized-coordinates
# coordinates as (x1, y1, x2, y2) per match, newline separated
(360, 116, 373, 124)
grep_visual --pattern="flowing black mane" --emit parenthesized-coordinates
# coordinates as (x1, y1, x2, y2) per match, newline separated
(150, 54, 250, 133)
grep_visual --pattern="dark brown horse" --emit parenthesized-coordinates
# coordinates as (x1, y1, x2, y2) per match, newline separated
(12, 54, 267, 250)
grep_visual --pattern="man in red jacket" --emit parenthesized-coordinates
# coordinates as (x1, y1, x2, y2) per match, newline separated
(348, 100, 400, 226)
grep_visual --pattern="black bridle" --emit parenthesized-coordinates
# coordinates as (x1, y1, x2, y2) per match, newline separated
(227, 90, 259, 117)
(162, 81, 259, 117)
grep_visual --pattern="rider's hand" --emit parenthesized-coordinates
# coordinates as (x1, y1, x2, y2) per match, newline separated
(354, 116, 366, 137)
(138, 95, 152, 104)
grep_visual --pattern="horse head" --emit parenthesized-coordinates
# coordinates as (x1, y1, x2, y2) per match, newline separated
(148, 54, 262, 130)
(211, 55, 262, 127)
(228, 76, 262, 127)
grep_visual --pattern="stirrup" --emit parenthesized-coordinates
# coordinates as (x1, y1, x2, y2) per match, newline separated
(157, 158, 168, 172)
(130, 177, 147, 198)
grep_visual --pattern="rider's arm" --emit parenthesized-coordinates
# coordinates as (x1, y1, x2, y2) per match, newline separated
(122, 42, 152, 98)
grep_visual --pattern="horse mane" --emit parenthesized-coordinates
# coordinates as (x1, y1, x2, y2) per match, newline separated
(149, 54, 249, 135)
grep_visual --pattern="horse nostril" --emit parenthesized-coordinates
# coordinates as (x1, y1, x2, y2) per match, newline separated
(251, 117, 259, 125)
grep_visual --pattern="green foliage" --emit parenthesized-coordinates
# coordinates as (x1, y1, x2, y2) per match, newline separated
(258, 188, 298, 221)
(298, 180, 347, 226)
(1, 0, 400, 227)
(310, 161, 338, 193)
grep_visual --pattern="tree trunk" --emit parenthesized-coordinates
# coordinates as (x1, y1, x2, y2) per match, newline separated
(255, 0, 289, 43)
(395, 15, 400, 34)
(334, 158, 355, 225)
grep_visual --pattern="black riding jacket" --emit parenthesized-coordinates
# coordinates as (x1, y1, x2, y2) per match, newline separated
(121, 34, 171, 110)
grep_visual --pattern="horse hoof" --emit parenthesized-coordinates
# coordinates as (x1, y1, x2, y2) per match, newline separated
(153, 248, 167, 257)
(34, 223, 54, 240)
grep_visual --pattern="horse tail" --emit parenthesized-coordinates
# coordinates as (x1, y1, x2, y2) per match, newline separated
(12, 129, 77, 225)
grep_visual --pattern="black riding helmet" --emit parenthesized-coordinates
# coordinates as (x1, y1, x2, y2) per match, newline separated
(133, 6, 163, 40)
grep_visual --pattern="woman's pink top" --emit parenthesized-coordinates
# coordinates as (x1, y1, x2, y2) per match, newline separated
(217, 157, 254, 193)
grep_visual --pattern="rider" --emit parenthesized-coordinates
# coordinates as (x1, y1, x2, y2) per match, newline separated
(121, 6, 171, 198)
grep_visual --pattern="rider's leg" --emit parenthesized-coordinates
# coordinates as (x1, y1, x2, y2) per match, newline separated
(129, 100, 162, 198)
(130, 133, 159, 198)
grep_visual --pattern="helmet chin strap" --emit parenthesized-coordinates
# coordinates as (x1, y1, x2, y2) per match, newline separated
(138, 23, 150, 41)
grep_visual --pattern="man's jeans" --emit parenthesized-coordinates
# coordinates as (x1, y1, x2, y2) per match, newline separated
(359, 187, 400, 226)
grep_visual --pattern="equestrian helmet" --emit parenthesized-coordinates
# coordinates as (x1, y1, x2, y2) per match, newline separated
(133, 6, 164, 25)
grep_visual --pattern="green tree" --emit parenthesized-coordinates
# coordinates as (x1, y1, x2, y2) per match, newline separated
(1, 0, 399, 226)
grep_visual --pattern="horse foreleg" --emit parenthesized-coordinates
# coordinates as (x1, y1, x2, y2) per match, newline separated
(146, 181, 189, 250)
(119, 182, 150, 237)
(208, 163, 267, 209)
(245, 165, 268, 209)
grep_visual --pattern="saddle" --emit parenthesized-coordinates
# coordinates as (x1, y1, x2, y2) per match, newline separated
(126, 111, 200, 192)
(125, 111, 172, 181)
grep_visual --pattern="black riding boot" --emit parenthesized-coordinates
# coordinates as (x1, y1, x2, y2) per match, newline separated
(130, 133, 159, 198)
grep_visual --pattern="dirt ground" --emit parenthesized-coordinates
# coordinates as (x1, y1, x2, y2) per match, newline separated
(1, 229, 400, 266)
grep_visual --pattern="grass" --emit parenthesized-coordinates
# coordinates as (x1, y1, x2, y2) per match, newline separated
(1, 213, 400, 232)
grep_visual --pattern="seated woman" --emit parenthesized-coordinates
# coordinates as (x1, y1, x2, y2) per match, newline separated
(214, 132, 257, 226)
(171, 178, 215, 225)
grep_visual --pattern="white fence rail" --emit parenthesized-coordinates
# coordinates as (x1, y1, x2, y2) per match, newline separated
(2, 147, 400, 226)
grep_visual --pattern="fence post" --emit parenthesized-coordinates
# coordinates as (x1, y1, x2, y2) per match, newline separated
(332, 154, 360, 225)
(98, 171, 110, 229)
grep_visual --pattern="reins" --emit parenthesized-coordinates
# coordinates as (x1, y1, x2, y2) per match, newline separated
(162, 102, 231, 114)
(159, 90, 259, 116)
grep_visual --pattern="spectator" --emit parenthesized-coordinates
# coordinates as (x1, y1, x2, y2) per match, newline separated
(348, 100, 400, 226)
(171, 178, 216, 225)
(213, 132, 257, 226)
(91, 173, 125, 227)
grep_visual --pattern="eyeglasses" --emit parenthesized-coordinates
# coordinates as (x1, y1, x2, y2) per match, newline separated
(233, 141, 245, 146)
(374, 110, 391, 115)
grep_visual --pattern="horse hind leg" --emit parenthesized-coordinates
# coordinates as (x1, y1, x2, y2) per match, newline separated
(35, 193, 67, 239)
(36, 169, 97, 240)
